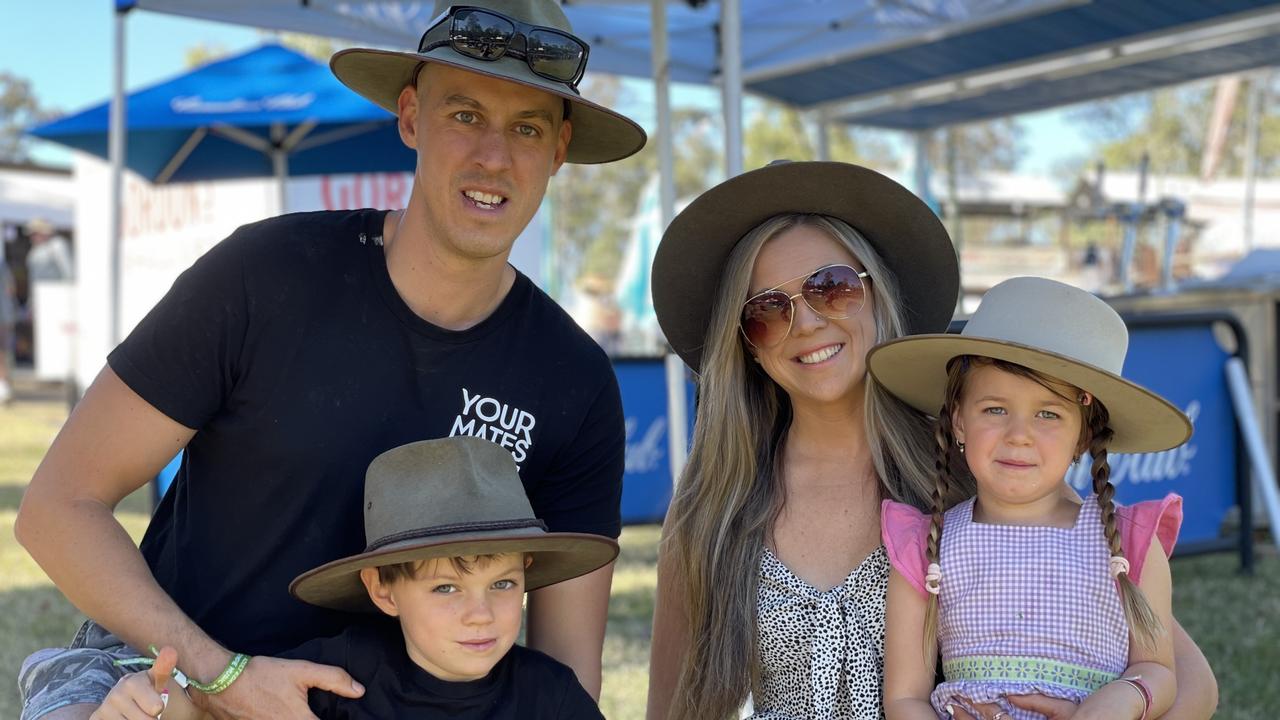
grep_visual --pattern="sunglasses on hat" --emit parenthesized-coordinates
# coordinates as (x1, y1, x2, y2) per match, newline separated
(419, 5, 590, 90)
(740, 264, 871, 349)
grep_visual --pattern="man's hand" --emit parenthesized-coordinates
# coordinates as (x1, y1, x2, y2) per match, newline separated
(190, 656, 363, 720)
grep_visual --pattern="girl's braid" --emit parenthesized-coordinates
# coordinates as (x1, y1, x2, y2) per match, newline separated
(922, 358, 968, 660)
(1088, 404, 1163, 650)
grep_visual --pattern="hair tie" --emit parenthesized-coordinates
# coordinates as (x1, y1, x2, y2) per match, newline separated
(1109, 555, 1130, 578)
(924, 563, 942, 594)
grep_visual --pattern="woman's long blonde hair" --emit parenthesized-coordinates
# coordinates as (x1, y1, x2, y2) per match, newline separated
(660, 213, 954, 720)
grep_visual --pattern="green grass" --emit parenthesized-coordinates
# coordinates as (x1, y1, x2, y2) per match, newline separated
(2, 392, 1276, 719)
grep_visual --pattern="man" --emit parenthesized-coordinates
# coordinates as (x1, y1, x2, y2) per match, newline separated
(24, 218, 74, 283)
(15, 2, 645, 718)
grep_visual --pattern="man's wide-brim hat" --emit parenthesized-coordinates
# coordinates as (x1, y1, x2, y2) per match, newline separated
(291, 437, 619, 612)
(651, 160, 960, 373)
(330, 0, 645, 164)
(867, 276, 1191, 454)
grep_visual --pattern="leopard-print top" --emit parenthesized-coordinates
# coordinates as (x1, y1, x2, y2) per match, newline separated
(750, 545, 889, 720)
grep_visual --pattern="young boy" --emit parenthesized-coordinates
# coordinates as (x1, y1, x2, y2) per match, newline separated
(91, 437, 618, 719)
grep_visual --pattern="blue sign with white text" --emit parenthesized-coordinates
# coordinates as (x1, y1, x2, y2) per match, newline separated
(1062, 321, 1237, 548)
(615, 359, 695, 525)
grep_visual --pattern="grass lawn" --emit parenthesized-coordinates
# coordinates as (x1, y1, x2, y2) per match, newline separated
(2, 387, 1277, 718)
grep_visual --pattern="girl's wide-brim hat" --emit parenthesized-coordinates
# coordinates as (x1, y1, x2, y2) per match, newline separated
(867, 276, 1191, 454)
(651, 160, 960, 373)
(290, 437, 619, 613)
(329, 0, 645, 164)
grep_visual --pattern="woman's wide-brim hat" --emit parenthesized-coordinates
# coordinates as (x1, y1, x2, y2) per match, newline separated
(290, 437, 619, 613)
(867, 276, 1191, 454)
(329, 0, 645, 164)
(652, 160, 960, 373)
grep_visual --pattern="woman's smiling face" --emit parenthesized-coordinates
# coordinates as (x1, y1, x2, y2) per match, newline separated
(746, 223, 878, 411)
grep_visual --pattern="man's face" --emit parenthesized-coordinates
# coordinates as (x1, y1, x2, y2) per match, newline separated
(397, 63, 572, 262)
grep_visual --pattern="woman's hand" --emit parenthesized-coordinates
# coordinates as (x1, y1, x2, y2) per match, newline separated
(946, 694, 1080, 719)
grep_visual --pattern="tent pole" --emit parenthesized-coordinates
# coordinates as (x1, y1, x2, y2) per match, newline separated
(274, 150, 288, 215)
(814, 108, 831, 162)
(652, 0, 687, 488)
(1243, 70, 1268, 252)
(272, 122, 287, 214)
(721, 0, 743, 178)
(945, 127, 963, 308)
(651, 0, 674, 228)
(109, 6, 129, 347)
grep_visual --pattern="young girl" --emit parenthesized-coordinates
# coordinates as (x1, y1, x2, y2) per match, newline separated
(870, 277, 1191, 720)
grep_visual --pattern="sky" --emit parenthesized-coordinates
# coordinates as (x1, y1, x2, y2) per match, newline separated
(2, 0, 1091, 174)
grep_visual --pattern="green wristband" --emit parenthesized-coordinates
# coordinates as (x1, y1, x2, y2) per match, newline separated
(186, 652, 250, 695)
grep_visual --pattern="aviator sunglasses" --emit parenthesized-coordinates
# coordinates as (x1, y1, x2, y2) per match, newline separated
(419, 5, 590, 90)
(740, 264, 871, 349)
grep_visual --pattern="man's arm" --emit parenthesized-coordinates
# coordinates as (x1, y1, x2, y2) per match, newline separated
(525, 561, 615, 700)
(15, 367, 361, 720)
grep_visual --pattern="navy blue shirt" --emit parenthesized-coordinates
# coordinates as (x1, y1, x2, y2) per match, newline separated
(110, 210, 624, 655)
(285, 618, 604, 719)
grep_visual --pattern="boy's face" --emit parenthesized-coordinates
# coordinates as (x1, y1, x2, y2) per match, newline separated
(361, 553, 527, 681)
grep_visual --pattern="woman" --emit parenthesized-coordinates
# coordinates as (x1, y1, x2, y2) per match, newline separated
(645, 161, 1217, 720)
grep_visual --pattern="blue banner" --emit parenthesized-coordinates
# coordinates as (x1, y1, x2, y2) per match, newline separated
(615, 358, 694, 525)
(1062, 320, 1238, 548)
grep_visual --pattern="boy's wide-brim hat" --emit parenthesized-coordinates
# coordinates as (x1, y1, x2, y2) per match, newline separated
(290, 437, 619, 613)
(867, 276, 1191, 454)
(651, 160, 960, 373)
(329, 0, 645, 164)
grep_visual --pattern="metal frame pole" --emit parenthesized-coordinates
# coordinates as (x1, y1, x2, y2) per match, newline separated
(665, 354, 689, 490)
(721, 0, 743, 178)
(109, 7, 128, 345)
(1242, 70, 1269, 251)
(651, 0, 675, 227)
(814, 108, 831, 162)
(1225, 356, 1280, 552)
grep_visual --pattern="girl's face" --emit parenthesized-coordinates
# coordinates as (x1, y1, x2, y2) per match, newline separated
(746, 224, 877, 411)
(951, 364, 1084, 511)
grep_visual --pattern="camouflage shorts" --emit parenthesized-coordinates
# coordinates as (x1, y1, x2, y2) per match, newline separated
(18, 620, 144, 720)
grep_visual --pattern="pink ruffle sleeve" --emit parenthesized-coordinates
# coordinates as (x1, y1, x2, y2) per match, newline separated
(1115, 493, 1183, 585)
(880, 499, 932, 597)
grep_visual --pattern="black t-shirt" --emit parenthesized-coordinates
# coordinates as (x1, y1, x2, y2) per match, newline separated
(283, 618, 604, 719)
(109, 209, 624, 655)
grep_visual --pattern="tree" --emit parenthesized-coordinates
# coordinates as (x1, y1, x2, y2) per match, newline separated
(743, 99, 896, 172)
(928, 118, 1026, 178)
(0, 72, 58, 163)
(1070, 74, 1280, 177)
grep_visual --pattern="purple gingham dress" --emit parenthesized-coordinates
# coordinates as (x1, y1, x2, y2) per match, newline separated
(885, 496, 1138, 719)
(931, 497, 1129, 718)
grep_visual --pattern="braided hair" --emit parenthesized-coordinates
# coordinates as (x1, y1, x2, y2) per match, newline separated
(1085, 402, 1165, 650)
